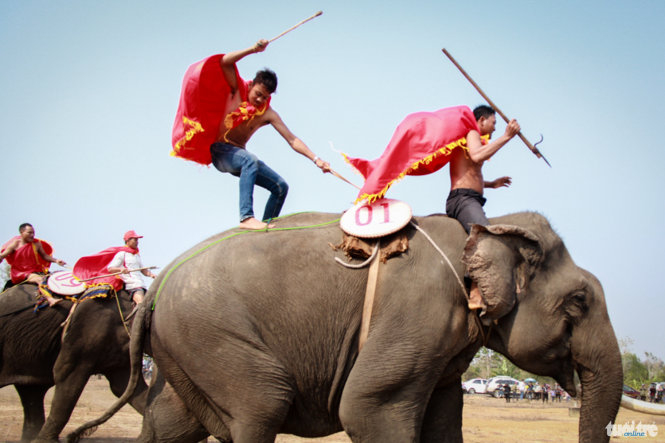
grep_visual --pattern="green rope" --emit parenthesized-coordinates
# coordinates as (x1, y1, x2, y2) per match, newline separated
(151, 213, 340, 310)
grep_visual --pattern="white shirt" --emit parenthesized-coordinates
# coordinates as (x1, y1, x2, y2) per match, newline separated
(108, 251, 145, 290)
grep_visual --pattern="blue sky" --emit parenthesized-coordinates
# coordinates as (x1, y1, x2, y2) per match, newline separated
(1, 1, 664, 362)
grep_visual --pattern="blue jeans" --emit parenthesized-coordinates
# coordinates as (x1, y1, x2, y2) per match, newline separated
(210, 143, 289, 222)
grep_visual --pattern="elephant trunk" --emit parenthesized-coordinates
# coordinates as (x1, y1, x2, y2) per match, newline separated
(573, 326, 623, 443)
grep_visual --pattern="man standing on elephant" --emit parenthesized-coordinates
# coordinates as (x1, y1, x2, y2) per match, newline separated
(446, 105, 520, 311)
(446, 105, 521, 234)
(0, 223, 66, 301)
(343, 105, 520, 311)
(171, 39, 331, 230)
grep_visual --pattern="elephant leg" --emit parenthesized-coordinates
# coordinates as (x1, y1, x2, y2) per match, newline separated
(139, 368, 213, 443)
(339, 348, 441, 442)
(152, 340, 291, 443)
(34, 365, 91, 441)
(420, 382, 464, 443)
(14, 384, 49, 442)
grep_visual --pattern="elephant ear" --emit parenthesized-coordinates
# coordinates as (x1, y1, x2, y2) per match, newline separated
(462, 224, 543, 319)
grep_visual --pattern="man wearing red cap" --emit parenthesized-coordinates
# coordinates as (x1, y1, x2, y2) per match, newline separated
(107, 230, 156, 305)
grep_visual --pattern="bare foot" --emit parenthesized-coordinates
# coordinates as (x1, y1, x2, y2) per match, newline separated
(46, 296, 62, 307)
(239, 217, 275, 230)
(468, 283, 487, 311)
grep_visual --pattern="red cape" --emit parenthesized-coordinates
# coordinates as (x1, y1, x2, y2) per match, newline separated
(171, 54, 270, 165)
(344, 106, 485, 203)
(1, 236, 53, 283)
(73, 246, 138, 290)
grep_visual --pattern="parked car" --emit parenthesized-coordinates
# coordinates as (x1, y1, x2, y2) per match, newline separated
(462, 378, 487, 394)
(486, 376, 521, 397)
(623, 384, 640, 399)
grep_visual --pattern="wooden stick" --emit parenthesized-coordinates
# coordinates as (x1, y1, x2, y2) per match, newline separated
(327, 141, 361, 190)
(77, 266, 157, 283)
(269, 11, 323, 43)
(441, 48, 551, 167)
(330, 168, 361, 190)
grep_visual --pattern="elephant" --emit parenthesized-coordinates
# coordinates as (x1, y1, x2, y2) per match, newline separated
(69, 211, 624, 442)
(0, 282, 148, 442)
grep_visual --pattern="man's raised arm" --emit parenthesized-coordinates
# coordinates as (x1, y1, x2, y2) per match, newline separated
(0, 239, 18, 262)
(220, 39, 269, 89)
(467, 119, 521, 164)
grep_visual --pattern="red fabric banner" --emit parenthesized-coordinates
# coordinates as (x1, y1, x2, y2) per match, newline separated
(1, 236, 53, 283)
(343, 106, 484, 203)
(170, 54, 270, 165)
(73, 246, 138, 290)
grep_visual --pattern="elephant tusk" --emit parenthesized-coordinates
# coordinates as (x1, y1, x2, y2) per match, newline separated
(620, 395, 665, 415)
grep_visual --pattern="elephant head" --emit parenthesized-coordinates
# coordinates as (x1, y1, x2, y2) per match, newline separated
(463, 212, 623, 443)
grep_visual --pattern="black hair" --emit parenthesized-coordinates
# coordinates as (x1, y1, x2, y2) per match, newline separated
(473, 105, 495, 121)
(18, 223, 33, 233)
(253, 69, 278, 94)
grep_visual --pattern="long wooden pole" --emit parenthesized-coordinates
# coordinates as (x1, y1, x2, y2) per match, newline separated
(269, 11, 323, 43)
(441, 48, 551, 167)
(77, 266, 158, 283)
(267, 13, 359, 189)
(330, 168, 361, 190)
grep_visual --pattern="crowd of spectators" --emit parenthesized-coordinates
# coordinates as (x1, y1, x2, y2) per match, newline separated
(498, 382, 572, 402)
(639, 383, 664, 403)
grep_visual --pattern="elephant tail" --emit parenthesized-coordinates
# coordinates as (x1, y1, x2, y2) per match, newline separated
(65, 300, 149, 442)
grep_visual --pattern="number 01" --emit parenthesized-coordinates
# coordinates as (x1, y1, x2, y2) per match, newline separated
(355, 202, 391, 226)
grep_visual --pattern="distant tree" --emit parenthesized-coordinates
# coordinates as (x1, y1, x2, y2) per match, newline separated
(623, 352, 649, 388)
(463, 347, 540, 381)
(619, 336, 635, 354)
(644, 352, 665, 382)
(464, 348, 504, 379)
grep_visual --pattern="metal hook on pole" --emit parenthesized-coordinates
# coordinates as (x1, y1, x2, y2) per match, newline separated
(441, 48, 551, 167)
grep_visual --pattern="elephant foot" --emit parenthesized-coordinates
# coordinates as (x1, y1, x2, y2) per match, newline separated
(46, 296, 63, 307)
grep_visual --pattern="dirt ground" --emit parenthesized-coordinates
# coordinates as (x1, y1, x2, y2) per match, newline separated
(1, 378, 664, 442)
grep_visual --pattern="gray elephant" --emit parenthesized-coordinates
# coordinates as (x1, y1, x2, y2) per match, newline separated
(71, 211, 622, 442)
(0, 283, 148, 442)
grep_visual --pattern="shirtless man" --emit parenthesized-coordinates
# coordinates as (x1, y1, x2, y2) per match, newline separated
(210, 39, 331, 230)
(446, 105, 520, 310)
(447, 105, 520, 233)
(1, 223, 66, 304)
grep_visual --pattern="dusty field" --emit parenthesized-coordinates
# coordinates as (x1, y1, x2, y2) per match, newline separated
(1, 378, 664, 442)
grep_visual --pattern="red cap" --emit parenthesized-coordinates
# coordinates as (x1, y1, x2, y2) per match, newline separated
(123, 230, 143, 242)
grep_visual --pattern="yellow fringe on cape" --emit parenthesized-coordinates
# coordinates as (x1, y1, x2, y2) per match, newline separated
(171, 116, 204, 157)
(344, 134, 488, 204)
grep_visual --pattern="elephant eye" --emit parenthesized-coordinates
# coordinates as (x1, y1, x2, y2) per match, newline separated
(565, 291, 588, 321)
(572, 292, 586, 304)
